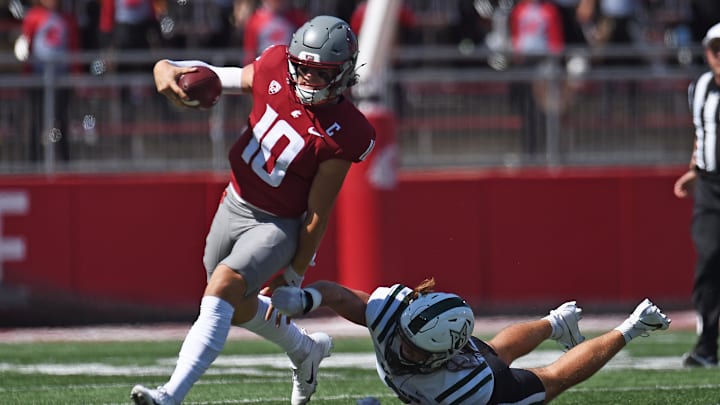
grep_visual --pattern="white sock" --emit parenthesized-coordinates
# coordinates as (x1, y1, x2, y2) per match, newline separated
(543, 313, 563, 340)
(238, 295, 311, 364)
(163, 296, 234, 402)
(614, 318, 642, 343)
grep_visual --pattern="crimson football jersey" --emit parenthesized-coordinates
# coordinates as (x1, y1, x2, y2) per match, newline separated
(228, 45, 376, 217)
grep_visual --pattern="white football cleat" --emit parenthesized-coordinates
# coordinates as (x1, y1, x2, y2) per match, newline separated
(628, 298, 671, 334)
(130, 384, 177, 405)
(291, 332, 333, 405)
(546, 300, 586, 351)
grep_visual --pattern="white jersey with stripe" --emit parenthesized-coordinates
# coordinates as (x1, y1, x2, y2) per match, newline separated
(365, 284, 495, 405)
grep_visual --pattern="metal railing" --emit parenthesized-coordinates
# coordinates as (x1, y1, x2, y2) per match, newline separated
(0, 45, 705, 173)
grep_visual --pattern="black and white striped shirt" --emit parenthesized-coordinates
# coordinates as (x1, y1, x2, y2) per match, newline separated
(365, 284, 494, 405)
(690, 71, 720, 173)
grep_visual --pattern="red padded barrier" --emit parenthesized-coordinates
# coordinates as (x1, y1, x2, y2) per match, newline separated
(0, 166, 695, 313)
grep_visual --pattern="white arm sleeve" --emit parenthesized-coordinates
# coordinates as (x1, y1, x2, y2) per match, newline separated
(167, 59, 244, 94)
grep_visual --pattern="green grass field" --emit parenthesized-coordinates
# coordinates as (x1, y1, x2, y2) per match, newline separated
(0, 330, 718, 405)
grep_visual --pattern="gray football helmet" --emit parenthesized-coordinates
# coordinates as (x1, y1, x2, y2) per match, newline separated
(287, 15, 359, 105)
(389, 292, 475, 373)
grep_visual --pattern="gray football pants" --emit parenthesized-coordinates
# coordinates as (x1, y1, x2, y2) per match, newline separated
(203, 185, 302, 296)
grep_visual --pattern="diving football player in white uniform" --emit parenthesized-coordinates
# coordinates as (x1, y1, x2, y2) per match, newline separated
(270, 278, 671, 404)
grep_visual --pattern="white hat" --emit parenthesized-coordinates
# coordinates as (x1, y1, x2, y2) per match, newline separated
(703, 23, 720, 47)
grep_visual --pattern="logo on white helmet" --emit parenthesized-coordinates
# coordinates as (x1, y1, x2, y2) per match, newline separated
(450, 321, 470, 350)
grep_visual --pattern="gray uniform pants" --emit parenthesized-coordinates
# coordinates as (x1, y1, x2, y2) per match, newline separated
(203, 185, 302, 296)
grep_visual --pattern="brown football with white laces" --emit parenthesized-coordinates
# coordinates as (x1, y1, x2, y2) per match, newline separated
(177, 66, 222, 109)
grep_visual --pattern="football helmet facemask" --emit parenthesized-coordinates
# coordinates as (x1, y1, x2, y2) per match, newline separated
(287, 15, 358, 105)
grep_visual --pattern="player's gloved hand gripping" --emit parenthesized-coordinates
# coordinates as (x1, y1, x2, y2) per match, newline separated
(262, 264, 310, 325)
(264, 285, 323, 326)
(272, 286, 323, 317)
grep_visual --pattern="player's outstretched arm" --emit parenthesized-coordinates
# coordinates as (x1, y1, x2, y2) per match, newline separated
(310, 280, 370, 326)
(271, 281, 370, 327)
(156, 59, 253, 95)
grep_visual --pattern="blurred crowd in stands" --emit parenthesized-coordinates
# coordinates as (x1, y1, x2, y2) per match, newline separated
(1, 0, 716, 166)
(0, 0, 719, 68)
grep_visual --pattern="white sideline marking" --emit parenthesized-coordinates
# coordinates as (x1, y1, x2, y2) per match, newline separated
(0, 311, 697, 343)
(0, 351, 690, 377)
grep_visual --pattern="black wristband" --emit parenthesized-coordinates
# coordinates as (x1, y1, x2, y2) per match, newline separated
(303, 290, 314, 314)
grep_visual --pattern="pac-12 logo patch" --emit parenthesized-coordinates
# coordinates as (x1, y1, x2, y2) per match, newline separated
(268, 80, 282, 95)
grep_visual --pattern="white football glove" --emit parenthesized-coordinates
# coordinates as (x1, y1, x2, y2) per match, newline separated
(272, 286, 305, 316)
(272, 286, 322, 317)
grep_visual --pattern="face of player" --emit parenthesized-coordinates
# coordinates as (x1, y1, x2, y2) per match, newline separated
(398, 331, 432, 365)
(295, 65, 338, 89)
(705, 39, 720, 82)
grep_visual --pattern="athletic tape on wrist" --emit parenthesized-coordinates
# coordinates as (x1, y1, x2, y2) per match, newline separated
(303, 288, 322, 314)
(167, 59, 243, 92)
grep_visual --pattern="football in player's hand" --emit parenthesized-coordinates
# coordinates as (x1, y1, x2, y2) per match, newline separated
(177, 66, 222, 109)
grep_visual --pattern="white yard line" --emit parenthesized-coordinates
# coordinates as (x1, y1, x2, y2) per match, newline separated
(0, 311, 696, 343)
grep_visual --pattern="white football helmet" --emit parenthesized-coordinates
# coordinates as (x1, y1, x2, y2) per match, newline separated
(287, 15, 358, 105)
(388, 292, 475, 373)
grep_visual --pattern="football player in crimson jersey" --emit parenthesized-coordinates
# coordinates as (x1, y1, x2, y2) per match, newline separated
(269, 279, 671, 405)
(131, 16, 375, 405)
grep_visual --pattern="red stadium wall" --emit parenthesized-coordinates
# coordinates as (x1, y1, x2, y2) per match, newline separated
(0, 167, 694, 322)
(367, 167, 695, 310)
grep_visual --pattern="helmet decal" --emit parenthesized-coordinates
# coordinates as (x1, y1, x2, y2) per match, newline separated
(450, 321, 470, 350)
(407, 296, 468, 334)
(298, 51, 321, 62)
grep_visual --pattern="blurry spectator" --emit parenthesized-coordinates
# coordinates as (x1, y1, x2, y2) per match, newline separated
(76, 0, 101, 50)
(202, 0, 236, 48)
(20, 0, 80, 162)
(231, 0, 256, 47)
(578, 0, 643, 125)
(99, 0, 160, 68)
(551, 0, 587, 47)
(305, 0, 357, 23)
(510, 0, 564, 58)
(242, 0, 307, 64)
(453, 0, 493, 51)
(0, 0, 26, 56)
(99, 0, 161, 158)
(508, 0, 564, 156)
(577, 0, 640, 64)
(690, 1, 720, 46)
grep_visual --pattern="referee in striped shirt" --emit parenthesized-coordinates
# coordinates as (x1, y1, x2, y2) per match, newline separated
(674, 22, 720, 368)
